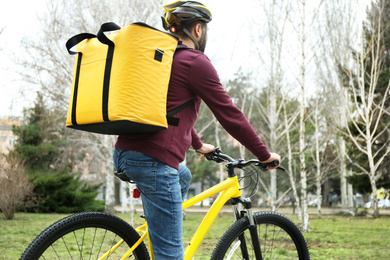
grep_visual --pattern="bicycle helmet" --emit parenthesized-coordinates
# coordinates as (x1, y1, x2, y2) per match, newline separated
(162, 1, 212, 52)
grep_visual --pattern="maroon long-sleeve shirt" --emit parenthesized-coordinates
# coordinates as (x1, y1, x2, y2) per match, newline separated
(115, 45, 270, 170)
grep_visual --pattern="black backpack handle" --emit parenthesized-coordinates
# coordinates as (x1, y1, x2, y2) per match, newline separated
(97, 22, 121, 46)
(65, 33, 96, 55)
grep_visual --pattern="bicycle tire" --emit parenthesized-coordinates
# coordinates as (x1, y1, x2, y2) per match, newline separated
(20, 211, 150, 260)
(211, 211, 310, 260)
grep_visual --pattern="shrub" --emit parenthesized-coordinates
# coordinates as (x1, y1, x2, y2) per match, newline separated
(25, 167, 104, 213)
(0, 155, 34, 220)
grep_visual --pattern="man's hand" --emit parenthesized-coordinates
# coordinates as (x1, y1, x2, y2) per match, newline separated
(261, 153, 281, 170)
(197, 144, 215, 155)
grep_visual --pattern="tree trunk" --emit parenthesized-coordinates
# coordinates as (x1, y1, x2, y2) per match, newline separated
(283, 104, 302, 225)
(104, 135, 116, 214)
(370, 182, 379, 218)
(129, 183, 136, 225)
(368, 141, 380, 218)
(269, 89, 277, 212)
(314, 100, 322, 218)
(340, 138, 348, 209)
(105, 160, 116, 214)
(299, 0, 309, 233)
(299, 97, 309, 232)
(121, 181, 128, 214)
(347, 171, 354, 208)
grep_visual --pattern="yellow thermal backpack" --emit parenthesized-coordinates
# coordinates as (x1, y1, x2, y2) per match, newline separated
(65, 22, 190, 135)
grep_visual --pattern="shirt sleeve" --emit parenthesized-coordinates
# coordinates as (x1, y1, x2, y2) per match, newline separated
(191, 128, 203, 150)
(188, 54, 271, 161)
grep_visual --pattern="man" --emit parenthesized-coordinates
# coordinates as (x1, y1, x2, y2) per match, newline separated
(113, 1, 281, 259)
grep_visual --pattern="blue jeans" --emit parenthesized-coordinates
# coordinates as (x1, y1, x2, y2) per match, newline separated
(113, 148, 191, 260)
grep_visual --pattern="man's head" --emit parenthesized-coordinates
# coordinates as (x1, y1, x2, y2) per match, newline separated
(161, 1, 212, 52)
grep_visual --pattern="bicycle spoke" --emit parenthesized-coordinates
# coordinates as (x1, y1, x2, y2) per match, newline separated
(49, 244, 59, 259)
(89, 228, 97, 260)
(277, 227, 292, 256)
(97, 229, 108, 259)
(81, 228, 86, 260)
(106, 234, 118, 259)
(72, 230, 83, 260)
(62, 236, 73, 259)
(263, 223, 268, 257)
(270, 225, 278, 259)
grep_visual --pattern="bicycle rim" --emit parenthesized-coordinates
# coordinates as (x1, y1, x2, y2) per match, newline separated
(20, 212, 149, 260)
(211, 211, 310, 260)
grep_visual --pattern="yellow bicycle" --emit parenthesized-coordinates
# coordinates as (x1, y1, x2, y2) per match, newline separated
(21, 148, 310, 259)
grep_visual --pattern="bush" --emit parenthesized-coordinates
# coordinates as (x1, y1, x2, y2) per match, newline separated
(25, 167, 104, 213)
(0, 155, 34, 220)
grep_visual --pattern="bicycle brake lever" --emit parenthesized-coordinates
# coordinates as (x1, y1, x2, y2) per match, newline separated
(204, 147, 224, 163)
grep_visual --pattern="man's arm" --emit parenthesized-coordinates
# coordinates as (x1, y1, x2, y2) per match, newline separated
(188, 55, 271, 162)
(191, 128, 215, 154)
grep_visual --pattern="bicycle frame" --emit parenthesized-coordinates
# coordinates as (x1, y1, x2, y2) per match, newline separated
(109, 175, 242, 260)
(182, 175, 242, 259)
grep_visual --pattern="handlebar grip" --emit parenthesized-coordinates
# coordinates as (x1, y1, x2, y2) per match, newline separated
(260, 160, 286, 171)
(268, 160, 280, 167)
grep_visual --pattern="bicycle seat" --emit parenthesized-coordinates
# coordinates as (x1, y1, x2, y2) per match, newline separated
(114, 170, 133, 183)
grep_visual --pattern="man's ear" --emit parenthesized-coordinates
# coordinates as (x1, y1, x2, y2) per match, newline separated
(193, 23, 202, 39)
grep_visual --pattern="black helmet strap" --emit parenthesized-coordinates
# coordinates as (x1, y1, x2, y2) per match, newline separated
(182, 23, 207, 53)
(183, 27, 200, 51)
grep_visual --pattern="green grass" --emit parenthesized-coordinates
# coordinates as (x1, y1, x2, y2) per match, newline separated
(303, 215, 390, 259)
(1, 210, 390, 259)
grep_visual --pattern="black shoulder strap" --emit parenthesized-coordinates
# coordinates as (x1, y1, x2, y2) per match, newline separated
(166, 45, 194, 126)
(166, 98, 195, 126)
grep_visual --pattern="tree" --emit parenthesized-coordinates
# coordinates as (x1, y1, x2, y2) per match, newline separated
(342, 0, 390, 218)
(288, 0, 320, 233)
(282, 98, 303, 221)
(11, 95, 103, 213)
(308, 98, 339, 217)
(321, 0, 365, 211)
(11, 94, 61, 170)
(253, 0, 290, 212)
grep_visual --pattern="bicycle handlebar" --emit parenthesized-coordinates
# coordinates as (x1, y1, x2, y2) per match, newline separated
(201, 147, 286, 172)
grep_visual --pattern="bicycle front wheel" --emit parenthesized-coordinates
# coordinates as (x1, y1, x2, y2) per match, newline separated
(211, 211, 309, 260)
(20, 212, 150, 260)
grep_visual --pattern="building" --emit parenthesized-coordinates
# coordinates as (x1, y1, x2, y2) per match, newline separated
(0, 116, 22, 154)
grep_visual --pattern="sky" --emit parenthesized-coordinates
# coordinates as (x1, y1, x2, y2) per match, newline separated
(0, 0, 369, 118)
(0, 0, 47, 117)
(0, 0, 259, 118)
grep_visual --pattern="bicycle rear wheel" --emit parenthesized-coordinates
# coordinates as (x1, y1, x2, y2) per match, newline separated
(20, 211, 150, 260)
(211, 211, 309, 260)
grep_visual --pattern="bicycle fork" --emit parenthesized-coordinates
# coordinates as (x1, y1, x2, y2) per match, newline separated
(232, 197, 263, 260)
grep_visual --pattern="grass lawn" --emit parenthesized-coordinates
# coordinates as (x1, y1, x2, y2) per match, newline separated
(1, 209, 390, 259)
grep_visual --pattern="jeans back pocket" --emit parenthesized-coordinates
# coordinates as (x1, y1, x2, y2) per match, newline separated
(123, 159, 157, 194)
